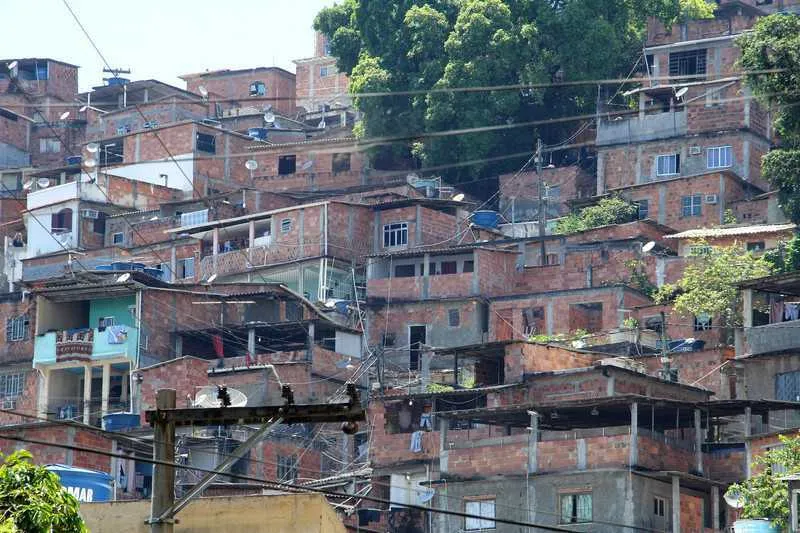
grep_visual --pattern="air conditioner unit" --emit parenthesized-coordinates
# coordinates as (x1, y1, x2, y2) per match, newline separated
(689, 146, 702, 155)
(81, 209, 100, 219)
(704, 194, 718, 204)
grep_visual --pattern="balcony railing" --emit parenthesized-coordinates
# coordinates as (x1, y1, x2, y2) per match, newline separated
(596, 109, 687, 146)
(199, 242, 320, 279)
(738, 321, 800, 356)
(34, 326, 139, 365)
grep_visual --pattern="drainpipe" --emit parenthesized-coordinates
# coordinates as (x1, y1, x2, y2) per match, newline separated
(132, 289, 143, 413)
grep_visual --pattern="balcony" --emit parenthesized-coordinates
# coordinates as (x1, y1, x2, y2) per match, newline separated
(367, 272, 476, 301)
(34, 326, 139, 366)
(738, 321, 800, 356)
(26, 180, 109, 210)
(596, 109, 687, 146)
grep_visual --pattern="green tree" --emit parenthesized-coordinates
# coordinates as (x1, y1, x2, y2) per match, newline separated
(315, 0, 714, 182)
(654, 242, 774, 329)
(0, 451, 87, 533)
(554, 196, 638, 234)
(726, 433, 800, 530)
(739, 14, 800, 224)
(766, 234, 800, 274)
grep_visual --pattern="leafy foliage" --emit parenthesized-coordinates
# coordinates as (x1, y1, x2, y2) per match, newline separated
(765, 234, 800, 274)
(315, 0, 713, 182)
(0, 451, 86, 533)
(426, 383, 455, 393)
(654, 241, 773, 329)
(739, 15, 800, 224)
(726, 433, 800, 529)
(554, 197, 638, 234)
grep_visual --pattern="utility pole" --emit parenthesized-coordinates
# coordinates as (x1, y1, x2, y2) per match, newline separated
(150, 389, 176, 533)
(659, 311, 672, 381)
(536, 138, 547, 265)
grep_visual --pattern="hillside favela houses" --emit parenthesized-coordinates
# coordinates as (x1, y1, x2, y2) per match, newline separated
(1, 1, 800, 532)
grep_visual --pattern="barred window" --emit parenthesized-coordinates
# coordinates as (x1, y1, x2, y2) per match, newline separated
(0, 373, 24, 398)
(6, 316, 28, 342)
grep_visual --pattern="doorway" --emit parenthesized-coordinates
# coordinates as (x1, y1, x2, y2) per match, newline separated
(408, 326, 426, 371)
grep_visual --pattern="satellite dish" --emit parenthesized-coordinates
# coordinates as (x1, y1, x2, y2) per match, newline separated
(622, 87, 638, 97)
(59, 111, 70, 120)
(317, 119, 326, 129)
(452, 193, 465, 202)
(193, 385, 247, 408)
(7, 61, 18, 70)
(198, 85, 208, 97)
(245, 160, 258, 171)
(86, 143, 100, 153)
(301, 160, 314, 171)
(79, 105, 89, 113)
(324, 299, 337, 309)
(36, 178, 51, 188)
(642, 241, 656, 253)
(206, 273, 217, 284)
(723, 489, 744, 509)
(675, 86, 689, 99)
(22, 180, 34, 191)
(264, 112, 275, 124)
(83, 158, 97, 169)
(116, 272, 131, 283)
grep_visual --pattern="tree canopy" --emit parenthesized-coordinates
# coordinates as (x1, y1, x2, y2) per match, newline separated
(554, 196, 638, 234)
(739, 14, 800, 224)
(0, 451, 87, 533)
(315, 0, 714, 185)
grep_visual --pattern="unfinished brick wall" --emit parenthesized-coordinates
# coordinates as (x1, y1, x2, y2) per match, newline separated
(325, 202, 373, 264)
(182, 69, 296, 116)
(138, 357, 210, 422)
(476, 249, 518, 297)
(0, 371, 39, 425)
(0, 297, 35, 365)
(504, 343, 600, 382)
(0, 425, 113, 472)
(646, 12, 758, 47)
(499, 165, 596, 220)
(0, 112, 31, 152)
(295, 58, 351, 113)
(86, 100, 208, 140)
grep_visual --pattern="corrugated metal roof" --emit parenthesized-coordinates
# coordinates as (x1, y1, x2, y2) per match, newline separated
(664, 223, 796, 239)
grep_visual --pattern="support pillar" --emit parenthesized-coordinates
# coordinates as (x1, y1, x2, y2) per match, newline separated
(83, 365, 92, 425)
(528, 412, 539, 474)
(101, 363, 111, 419)
(672, 475, 680, 533)
(248, 220, 255, 265)
(743, 288, 753, 328)
(745, 406, 752, 478)
(711, 486, 720, 532)
(247, 328, 256, 359)
(439, 418, 449, 474)
(212, 228, 219, 275)
(629, 402, 638, 467)
(694, 409, 703, 475)
(150, 389, 176, 533)
(38, 368, 49, 419)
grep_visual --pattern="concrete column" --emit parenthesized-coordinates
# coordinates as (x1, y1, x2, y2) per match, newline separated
(742, 289, 753, 328)
(629, 402, 639, 466)
(528, 412, 539, 474)
(711, 486, 720, 531)
(439, 418, 449, 474)
(694, 409, 703, 474)
(38, 368, 50, 419)
(672, 475, 680, 533)
(120, 369, 128, 404)
(175, 336, 183, 357)
(248, 328, 256, 358)
(83, 364, 92, 425)
(248, 220, 255, 265)
(101, 363, 111, 418)
(212, 228, 219, 274)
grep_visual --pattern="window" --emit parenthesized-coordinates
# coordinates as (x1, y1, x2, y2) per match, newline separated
(465, 499, 495, 531)
(463, 260, 474, 273)
(644, 54, 655, 76)
(278, 155, 296, 175)
(656, 154, 680, 176)
(177, 257, 195, 280)
(158, 262, 172, 281)
(322, 36, 332, 56)
(707, 146, 733, 169)
(747, 241, 765, 252)
(280, 218, 292, 234)
(196, 133, 216, 154)
(51, 208, 73, 233)
(277, 455, 298, 481)
(112, 232, 124, 245)
(441, 261, 457, 275)
(98, 316, 116, 330)
(560, 493, 592, 524)
(5, 316, 28, 342)
(100, 141, 123, 164)
(448, 309, 460, 327)
(249, 81, 266, 96)
(332, 153, 351, 173)
(93, 211, 106, 234)
(39, 138, 61, 153)
(688, 244, 712, 256)
(776, 371, 800, 402)
(653, 496, 666, 517)
(180, 209, 209, 227)
(682, 194, 702, 217)
(383, 222, 408, 248)
(320, 66, 330, 77)
(644, 315, 664, 334)
(0, 373, 24, 399)
(394, 264, 416, 278)
(694, 313, 712, 331)
(669, 49, 707, 78)
(636, 200, 649, 220)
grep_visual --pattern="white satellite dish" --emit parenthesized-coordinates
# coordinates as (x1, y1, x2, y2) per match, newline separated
(36, 178, 51, 189)
(324, 299, 338, 308)
(22, 180, 34, 191)
(198, 85, 208, 97)
(116, 272, 131, 283)
(264, 112, 275, 124)
(642, 241, 656, 253)
(452, 193, 465, 202)
(675, 86, 689, 99)
(86, 143, 100, 153)
(245, 160, 258, 171)
(193, 385, 248, 408)
(723, 489, 744, 509)
(301, 160, 314, 171)
(59, 111, 70, 120)
(206, 273, 217, 284)
(79, 105, 89, 113)
(83, 158, 97, 169)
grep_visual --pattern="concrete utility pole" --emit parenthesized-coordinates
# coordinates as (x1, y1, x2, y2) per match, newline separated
(146, 384, 365, 533)
(659, 310, 672, 381)
(536, 138, 547, 265)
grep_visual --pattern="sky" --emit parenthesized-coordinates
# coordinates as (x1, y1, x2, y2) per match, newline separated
(3, 0, 336, 92)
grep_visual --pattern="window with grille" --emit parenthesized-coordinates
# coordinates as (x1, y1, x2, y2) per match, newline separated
(682, 195, 702, 217)
(448, 309, 460, 327)
(689, 244, 712, 256)
(707, 146, 733, 169)
(694, 313, 712, 331)
(669, 49, 707, 78)
(249, 81, 266, 96)
(39, 138, 61, 153)
(636, 199, 649, 220)
(656, 154, 680, 176)
(560, 493, 592, 524)
(280, 218, 292, 234)
(196, 133, 216, 154)
(5, 316, 28, 342)
(278, 155, 296, 175)
(747, 241, 765, 252)
(465, 499, 495, 530)
(776, 371, 800, 401)
(112, 232, 124, 245)
(277, 455, 298, 481)
(383, 222, 408, 248)
(653, 496, 666, 517)
(332, 153, 351, 173)
(320, 66, 330, 77)
(180, 209, 209, 227)
(0, 373, 24, 399)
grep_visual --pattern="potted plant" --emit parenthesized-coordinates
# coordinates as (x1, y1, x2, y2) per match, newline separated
(726, 434, 800, 532)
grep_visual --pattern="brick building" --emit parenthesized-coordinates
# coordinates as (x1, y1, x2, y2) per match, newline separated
(294, 33, 351, 114)
(180, 67, 297, 116)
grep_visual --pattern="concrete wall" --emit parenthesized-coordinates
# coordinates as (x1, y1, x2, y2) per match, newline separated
(80, 494, 345, 533)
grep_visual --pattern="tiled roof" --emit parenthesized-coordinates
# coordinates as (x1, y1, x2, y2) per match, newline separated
(664, 223, 795, 239)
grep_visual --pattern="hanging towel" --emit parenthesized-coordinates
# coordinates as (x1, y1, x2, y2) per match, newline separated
(772, 300, 785, 324)
(409, 430, 423, 453)
(785, 303, 799, 321)
(107, 325, 128, 344)
(420, 412, 433, 431)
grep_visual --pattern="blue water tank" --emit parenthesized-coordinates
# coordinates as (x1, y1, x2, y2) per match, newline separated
(102, 412, 140, 432)
(471, 210, 500, 228)
(732, 520, 780, 533)
(110, 262, 145, 272)
(46, 465, 112, 503)
(247, 127, 269, 140)
(106, 77, 129, 86)
(64, 156, 82, 165)
(143, 267, 163, 280)
(95, 265, 113, 271)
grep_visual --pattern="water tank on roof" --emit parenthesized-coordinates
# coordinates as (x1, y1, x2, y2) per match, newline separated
(471, 210, 500, 228)
(102, 412, 140, 432)
(106, 77, 129, 86)
(64, 155, 82, 165)
(247, 127, 269, 141)
(143, 267, 163, 280)
(46, 465, 112, 503)
(110, 262, 145, 271)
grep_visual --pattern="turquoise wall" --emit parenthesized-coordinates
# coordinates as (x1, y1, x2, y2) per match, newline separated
(89, 296, 135, 329)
